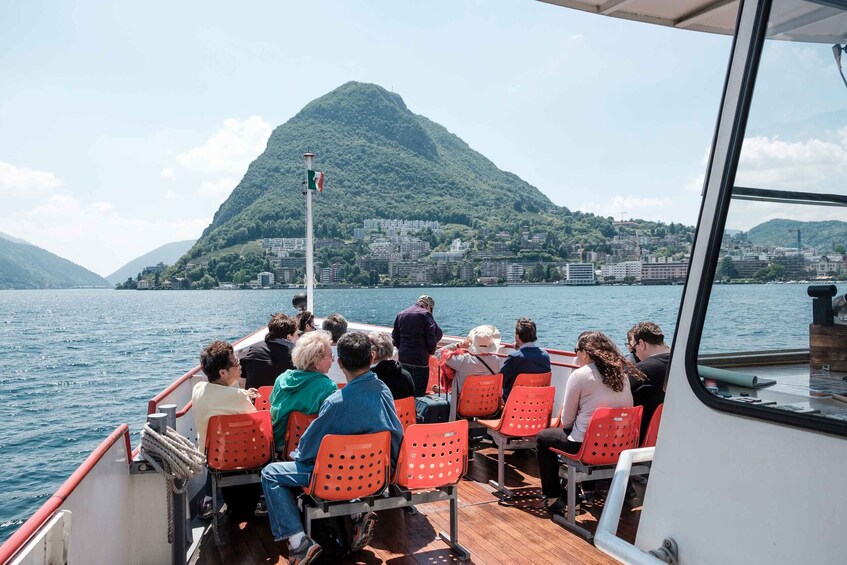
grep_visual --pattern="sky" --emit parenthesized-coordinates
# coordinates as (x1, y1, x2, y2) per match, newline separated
(0, 1, 843, 276)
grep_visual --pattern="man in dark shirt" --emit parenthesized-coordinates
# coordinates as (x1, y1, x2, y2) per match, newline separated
(627, 321, 670, 439)
(392, 295, 443, 397)
(239, 313, 297, 389)
(501, 318, 551, 402)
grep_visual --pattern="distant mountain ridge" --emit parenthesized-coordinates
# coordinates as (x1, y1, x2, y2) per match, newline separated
(0, 236, 109, 289)
(106, 240, 196, 285)
(181, 81, 558, 260)
(746, 219, 847, 251)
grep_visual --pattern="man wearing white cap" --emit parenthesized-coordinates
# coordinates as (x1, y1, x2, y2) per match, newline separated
(392, 295, 443, 397)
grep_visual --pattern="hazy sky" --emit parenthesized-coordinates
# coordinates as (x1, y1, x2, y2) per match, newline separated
(0, 1, 840, 276)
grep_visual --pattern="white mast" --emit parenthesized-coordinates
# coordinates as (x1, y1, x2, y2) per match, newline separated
(304, 153, 315, 313)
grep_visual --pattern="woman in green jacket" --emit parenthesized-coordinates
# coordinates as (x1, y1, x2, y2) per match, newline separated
(269, 330, 338, 454)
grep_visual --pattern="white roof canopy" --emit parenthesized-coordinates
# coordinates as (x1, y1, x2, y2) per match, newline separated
(539, 0, 847, 43)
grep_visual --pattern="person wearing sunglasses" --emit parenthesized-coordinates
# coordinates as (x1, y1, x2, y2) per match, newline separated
(626, 321, 669, 440)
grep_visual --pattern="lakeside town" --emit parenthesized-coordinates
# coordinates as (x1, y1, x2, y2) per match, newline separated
(120, 217, 846, 290)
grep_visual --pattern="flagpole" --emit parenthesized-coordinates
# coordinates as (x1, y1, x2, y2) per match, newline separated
(304, 153, 315, 313)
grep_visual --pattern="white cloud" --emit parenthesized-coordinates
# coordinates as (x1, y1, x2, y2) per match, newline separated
(198, 177, 237, 197)
(160, 167, 175, 179)
(0, 161, 61, 194)
(0, 194, 209, 276)
(569, 34, 582, 41)
(736, 134, 847, 190)
(176, 116, 271, 175)
(164, 189, 179, 200)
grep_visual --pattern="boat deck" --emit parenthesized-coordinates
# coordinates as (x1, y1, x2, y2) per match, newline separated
(193, 444, 642, 564)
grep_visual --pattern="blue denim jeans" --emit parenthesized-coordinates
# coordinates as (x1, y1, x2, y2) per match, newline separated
(261, 460, 312, 540)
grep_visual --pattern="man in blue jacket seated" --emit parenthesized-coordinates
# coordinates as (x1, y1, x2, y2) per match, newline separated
(501, 317, 551, 403)
(261, 332, 404, 565)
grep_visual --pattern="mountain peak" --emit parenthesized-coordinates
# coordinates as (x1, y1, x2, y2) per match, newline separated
(292, 81, 438, 161)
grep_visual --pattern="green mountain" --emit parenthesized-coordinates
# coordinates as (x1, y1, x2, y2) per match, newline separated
(746, 219, 847, 252)
(106, 239, 196, 285)
(182, 81, 563, 260)
(0, 236, 109, 289)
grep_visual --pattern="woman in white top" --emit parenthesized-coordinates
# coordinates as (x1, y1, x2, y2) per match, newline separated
(436, 325, 504, 420)
(535, 330, 643, 513)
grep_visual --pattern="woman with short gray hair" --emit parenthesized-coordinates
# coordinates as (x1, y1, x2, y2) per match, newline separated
(269, 330, 338, 453)
(369, 332, 415, 399)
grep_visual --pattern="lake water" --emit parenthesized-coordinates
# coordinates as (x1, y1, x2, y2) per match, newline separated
(0, 283, 841, 542)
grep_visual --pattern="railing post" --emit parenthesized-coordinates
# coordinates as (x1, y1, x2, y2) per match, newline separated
(147, 411, 187, 565)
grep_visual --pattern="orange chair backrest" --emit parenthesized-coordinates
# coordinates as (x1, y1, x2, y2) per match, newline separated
(394, 396, 416, 431)
(337, 382, 345, 389)
(304, 431, 391, 501)
(457, 373, 503, 418)
(497, 386, 555, 437)
(573, 406, 643, 466)
(254, 386, 274, 411)
(283, 411, 319, 459)
(513, 372, 552, 388)
(641, 403, 663, 448)
(395, 420, 468, 489)
(427, 354, 440, 393)
(205, 411, 274, 471)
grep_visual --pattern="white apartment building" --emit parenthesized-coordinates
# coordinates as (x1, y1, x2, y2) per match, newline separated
(601, 261, 643, 282)
(562, 262, 595, 285)
(506, 263, 524, 284)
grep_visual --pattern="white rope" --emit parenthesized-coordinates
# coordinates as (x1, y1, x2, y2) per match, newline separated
(139, 423, 206, 542)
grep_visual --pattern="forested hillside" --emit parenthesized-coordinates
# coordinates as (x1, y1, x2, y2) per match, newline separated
(747, 219, 847, 252)
(0, 236, 109, 289)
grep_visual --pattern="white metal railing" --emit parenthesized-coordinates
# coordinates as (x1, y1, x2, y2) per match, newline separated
(594, 447, 678, 565)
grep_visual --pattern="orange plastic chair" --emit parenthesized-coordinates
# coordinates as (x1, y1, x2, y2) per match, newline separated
(337, 382, 346, 389)
(254, 385, 274, 411)
(479, 386, 555, 496)
(456, 373, 503, 418)
(513, 371, 552, 388)
(550, 406, 643, 538)
(283, 411, 318, 460)
(427, 354, 441, 393)
(394, 396, 417, 431)
(640, 403, 663, 448)
(394, 420, 469, 489)
(303, 431, 391, 501)
(204, 411, 274, 544)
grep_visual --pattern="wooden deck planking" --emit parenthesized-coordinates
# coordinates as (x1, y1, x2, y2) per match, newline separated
(193, 445, 642, 564)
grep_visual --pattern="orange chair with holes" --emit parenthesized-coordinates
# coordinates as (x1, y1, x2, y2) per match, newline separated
(282, 411, 318, 460)
(456, 373, 503, 419)
(479, 386, 555, 497)
(302, 431, 391, 502)
(641, 403, 663, 448)
(513, 371, 552, 388)
(254, 385, 274, 411)
(205, 411, 274, 544)
(394, 396, 416, 431)
(392, 420, 471, 559)
(550, 406, 643, 539)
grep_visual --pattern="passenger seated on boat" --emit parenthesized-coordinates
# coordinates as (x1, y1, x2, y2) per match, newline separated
(261, 331, 404, 564)
(369, 331, 415, 400)
(626, 321, 669, 440)
(239, 313, 297, 389)
(435, 324, 503, 420)
(322, 313, 348, 381)
(295, 310, 316, 338)
(269, 330, 338, 455)
(193, 340, 262, 520)
(501, 317, 551, 402)
(536, 331, 640, 513)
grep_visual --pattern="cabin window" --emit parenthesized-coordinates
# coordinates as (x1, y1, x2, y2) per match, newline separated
(695, 0, 847, 435)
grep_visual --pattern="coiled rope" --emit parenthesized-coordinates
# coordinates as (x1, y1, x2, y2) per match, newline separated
(139, 423, 206, 542)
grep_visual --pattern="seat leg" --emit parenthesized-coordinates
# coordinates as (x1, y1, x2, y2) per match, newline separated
(211, 475, 221, 546)
(304, 507, 312, 537)
(438, 487, 471, 560)
(487, 437, 513, 498)
(567, 465, 577, 524)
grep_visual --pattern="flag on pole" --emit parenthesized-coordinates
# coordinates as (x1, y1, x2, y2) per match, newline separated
(307, 170, 325, 192)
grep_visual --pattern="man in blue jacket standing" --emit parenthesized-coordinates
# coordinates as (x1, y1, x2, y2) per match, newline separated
(261, 332, 404, 564)
(392, 295, 443, 397)
(501, 317, 551, 402)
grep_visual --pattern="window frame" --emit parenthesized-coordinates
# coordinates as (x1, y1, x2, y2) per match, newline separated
(684, 0, 847, 438)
